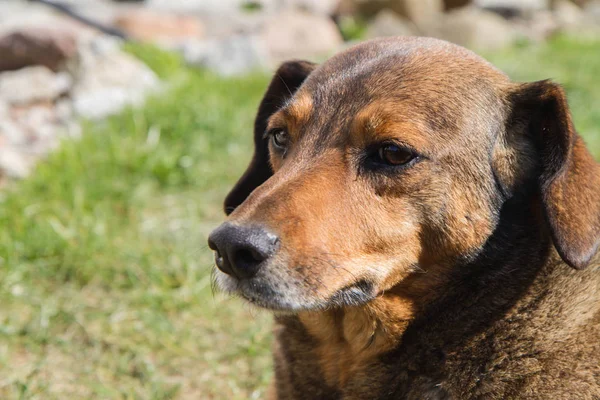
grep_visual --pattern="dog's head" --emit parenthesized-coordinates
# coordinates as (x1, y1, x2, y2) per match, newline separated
(208, 37, 600, 311)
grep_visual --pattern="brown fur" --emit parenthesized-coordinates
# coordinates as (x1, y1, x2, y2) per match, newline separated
(211, 37, 600, 399)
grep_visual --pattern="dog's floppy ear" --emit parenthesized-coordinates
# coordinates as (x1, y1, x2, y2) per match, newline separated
(510, 80, 600, 269)
(224, 60, 317, 215)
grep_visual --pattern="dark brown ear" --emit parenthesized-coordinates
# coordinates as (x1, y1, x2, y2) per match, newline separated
(224, 60, 317, 215)
(510, 81, 600, 269)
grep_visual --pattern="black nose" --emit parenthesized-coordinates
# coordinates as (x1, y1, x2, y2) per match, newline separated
(208, 223, 279, 279)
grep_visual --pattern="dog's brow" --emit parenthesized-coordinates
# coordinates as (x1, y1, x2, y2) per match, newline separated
(266, 112, 287, 132)
(347, 102, 435, 152)
(282, 93, 314, 126)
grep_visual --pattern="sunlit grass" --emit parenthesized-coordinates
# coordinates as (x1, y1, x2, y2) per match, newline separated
(0, 46, 272, 399)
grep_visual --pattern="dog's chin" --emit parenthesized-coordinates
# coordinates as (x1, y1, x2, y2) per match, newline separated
(215, 270, 376, 312)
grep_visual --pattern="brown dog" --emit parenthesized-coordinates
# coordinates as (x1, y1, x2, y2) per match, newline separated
(208, 37, 600, 399)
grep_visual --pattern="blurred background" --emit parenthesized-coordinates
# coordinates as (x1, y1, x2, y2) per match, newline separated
(0, 0, 598, 398)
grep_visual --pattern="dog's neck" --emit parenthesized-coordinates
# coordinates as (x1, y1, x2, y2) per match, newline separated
(275, 193, 555, 392)
(294, 262, 456, 388)
(296, 291, 414, 387)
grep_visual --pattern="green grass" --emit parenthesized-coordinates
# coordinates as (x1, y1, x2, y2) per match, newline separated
(0, 45, 272, 399)
(0, 37, 599, 399)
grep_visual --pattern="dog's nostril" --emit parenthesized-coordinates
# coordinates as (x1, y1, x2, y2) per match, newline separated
(208, 223, 278, 279)
(235, 248, 265, 266)
(214, 251, 224, 268)
(212, 248, 235, 277)
(207, 238, 217, 251)
(230, 247, 266, 279)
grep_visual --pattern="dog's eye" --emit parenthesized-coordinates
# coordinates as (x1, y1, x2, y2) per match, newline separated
(376, 144, 416, 166)
(270, 129, 289, 150)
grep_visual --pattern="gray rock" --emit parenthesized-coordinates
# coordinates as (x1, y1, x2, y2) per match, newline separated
(55, 100, 74, 123)
(557, 1, 600, 38)
(425, 6, 517, 50)
(567, 0, 595, 7)
(0, 2, 57, 29)
(262, 10, 343, 65)
(443, 0, 472, 10)
(366, 9, 417, 38)
(0, 2, 99, 44)
(197, 12, 268, 39)
(277, 0, 341, 14)
(0, 66, 72, 105)
(475, 0, 549, 7)
(0, 4, 164, 180)
(73, 88, 143, 120)
(553, 0, 584, 28)
(71, 37, 159, 119)
(584, 0, 600, 23)
(0, 146, 30, 179)
(184, 10, 343, 75)
(0, 99, 8, 121)
(146, 0, 240, 13)
(44, 0, 125, 26)
(0, 119, 25, 147)
(14, 105, 57, 142)
(474, 0, 550, 18)
(0, 28, 78, 72)
(402, 0, 444, 26)
(183, 35, 268, 76)
(147, 0, 340, 15)
(354, 0, 444, 26)
(113, 8, 205, 45)
(513, 10, 557, 42)
(0, 100, 27, 148)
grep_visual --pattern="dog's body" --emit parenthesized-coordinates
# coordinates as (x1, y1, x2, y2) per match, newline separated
(273, 230, 600, 399)
(209, 37, 600, 399)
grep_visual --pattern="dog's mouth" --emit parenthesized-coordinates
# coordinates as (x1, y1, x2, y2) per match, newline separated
(326, 279, 376, 307)
(216, 268, 377, 312)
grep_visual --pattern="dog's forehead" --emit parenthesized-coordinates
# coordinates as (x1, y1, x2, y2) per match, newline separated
(279, 38, 510, 149)
(303, 37, 508, 104)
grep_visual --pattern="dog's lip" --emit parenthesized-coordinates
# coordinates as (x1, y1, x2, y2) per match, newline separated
(233, 278, 303, 311)
(233, 276, 377, 311)
(238, 291, 303, 311)
(215, 265, 378, 311)
(327, 279, 376, 307)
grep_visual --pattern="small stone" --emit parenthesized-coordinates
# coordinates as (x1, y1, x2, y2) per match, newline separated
(0, 119, 26, 147)
(197, 12, 268, 39)
(73, 88, 139, 120)
(0, 100, 8, 118)
(366, 9, 417, 39)
(0, 28, 78, 72)
(146, 0, 240, 13)
(0, 147, 30, 179)
(354, 0, 444, 25)
(443, 0, 472, 10)
(15, 105, 57, 141)
(425, 6, 517, 50)
(474, 0, 550, 18)
(0, 66, 72, 105)
(557, 1, 600, 38)
(515, 10, 558, 42)
(569, 0, 594, 6)
(277, 0, 342, 14)
(55, 100, 74, 123)
(114, 8, 205, 45)
(71, 39, 159, 119)
(183, 35, 268, 76)
(584, 0, 600, 23)
(262, 10, 343, 65)
(553, 0, 584, 28)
